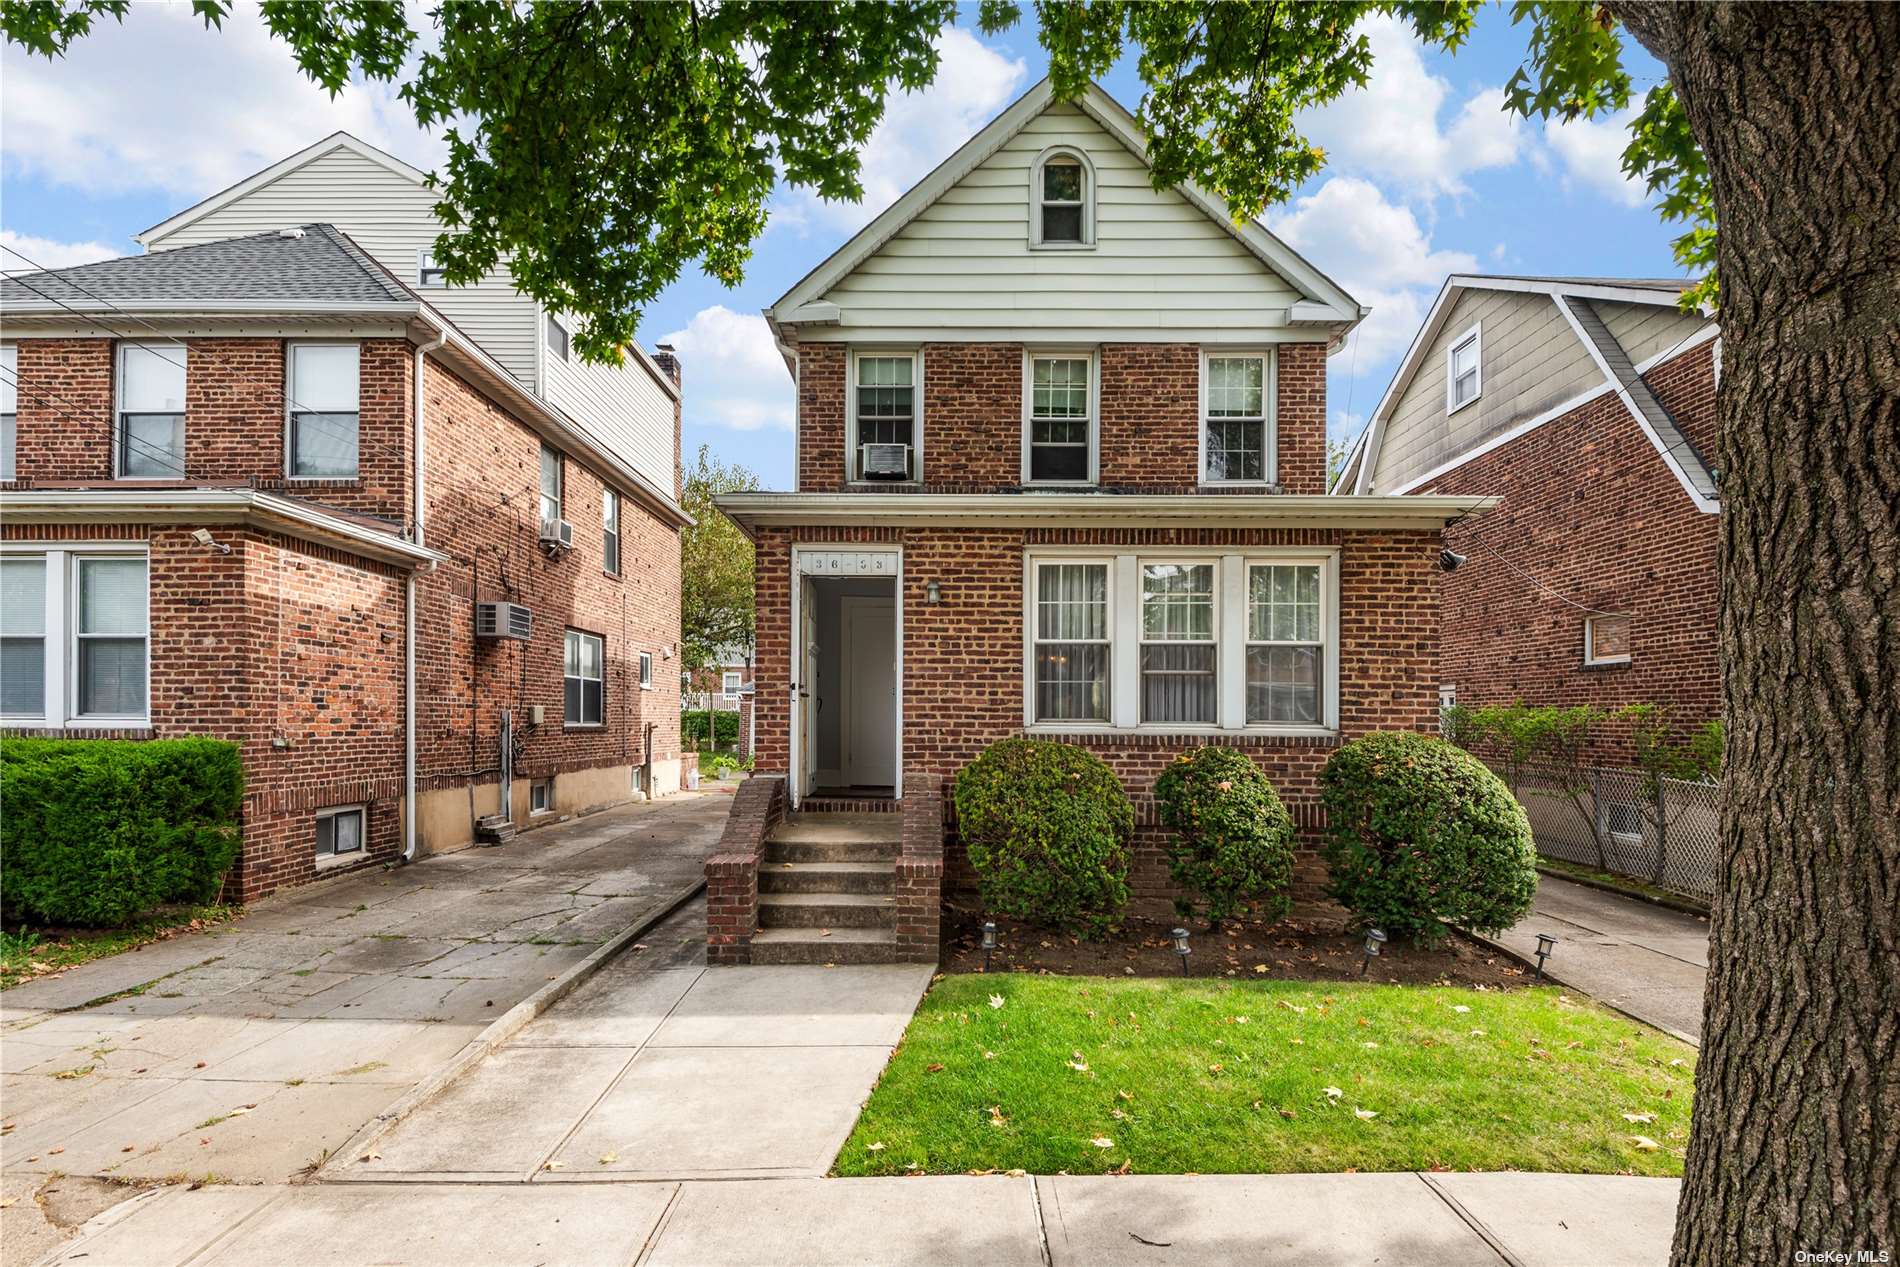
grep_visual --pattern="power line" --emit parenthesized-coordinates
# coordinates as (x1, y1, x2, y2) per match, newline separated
(1, 366, 202, 476)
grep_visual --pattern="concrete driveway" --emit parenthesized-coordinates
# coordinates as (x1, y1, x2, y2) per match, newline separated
(1, 790, 733, 1261)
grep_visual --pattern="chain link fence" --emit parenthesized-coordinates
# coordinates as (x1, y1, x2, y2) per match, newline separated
(1514, 768, 1722, 898)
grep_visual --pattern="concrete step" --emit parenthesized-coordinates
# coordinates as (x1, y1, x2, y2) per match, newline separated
(758, 861, 895, 896)
(769, 813, 901, 847)
(766, 837, 901, 864)
(758, 892, 895, 930)
(750, 927, 899, 965)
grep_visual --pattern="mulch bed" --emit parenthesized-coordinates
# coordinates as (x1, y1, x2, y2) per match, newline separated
(938, 901, 1530, 989)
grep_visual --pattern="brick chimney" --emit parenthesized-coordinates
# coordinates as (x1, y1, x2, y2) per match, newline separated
(652, 343, 682, 387)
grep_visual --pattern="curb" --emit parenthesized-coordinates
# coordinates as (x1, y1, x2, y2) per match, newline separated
(1534, 864, 1711, 917)
(319, 876, 707, 1176)
(1465, 929, 1701, 1048)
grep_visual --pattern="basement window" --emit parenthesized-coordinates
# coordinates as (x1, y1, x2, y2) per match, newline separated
(316, 806, 365, 864)
(530, 779, 552, 814)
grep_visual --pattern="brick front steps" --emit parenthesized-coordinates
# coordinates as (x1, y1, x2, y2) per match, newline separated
(753, 814, 902, 964)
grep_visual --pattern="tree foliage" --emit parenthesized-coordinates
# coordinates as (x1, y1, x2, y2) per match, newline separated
(679, 443, 756, 680)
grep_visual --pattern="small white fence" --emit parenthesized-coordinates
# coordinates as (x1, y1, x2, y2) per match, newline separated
(1514, 769, 1721, 898)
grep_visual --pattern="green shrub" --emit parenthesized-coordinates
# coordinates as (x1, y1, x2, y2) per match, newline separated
(954, 738, 1132, 936)
(681, 709, 740, 749)
(1153, 746, 1297, 926)
(0, 738, 243, 927)
(1318, 731, 1536, 945)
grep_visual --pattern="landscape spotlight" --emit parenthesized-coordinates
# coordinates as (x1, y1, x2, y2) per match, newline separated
(981, 920, 997, 972)
(1360, 927, 1388, 976)
(1171, 927, 1192, 976)
(1534, 932, 1557, 979)
(191, 527, 231, 555)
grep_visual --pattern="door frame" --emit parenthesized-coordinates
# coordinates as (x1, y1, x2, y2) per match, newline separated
(789, 545, 903, 809)
(839, 594, 897, 788)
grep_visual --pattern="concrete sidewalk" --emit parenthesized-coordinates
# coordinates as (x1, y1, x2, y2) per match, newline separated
(31, 1171, 1681, 1266)
(1488, 874, 1710, 1043)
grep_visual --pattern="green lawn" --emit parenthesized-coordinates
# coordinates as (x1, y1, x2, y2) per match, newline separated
(836, 975, 1694, 1178)
(0, 904, 238, 991)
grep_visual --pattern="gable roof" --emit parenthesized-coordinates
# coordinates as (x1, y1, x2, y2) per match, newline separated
(767, 78, 1363, 340)
(1, 224, 417, 315)
(136, 132, 430, 246)
(1344, 274, 1719, 512)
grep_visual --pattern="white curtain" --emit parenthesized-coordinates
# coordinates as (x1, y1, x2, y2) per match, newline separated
(1035, 563, 1107, 721)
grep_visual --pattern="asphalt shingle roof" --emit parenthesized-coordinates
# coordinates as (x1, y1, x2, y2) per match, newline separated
(0, 225, 416, 313)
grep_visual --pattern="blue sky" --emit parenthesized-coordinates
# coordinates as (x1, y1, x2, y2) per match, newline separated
(1, 3, 1679, 491)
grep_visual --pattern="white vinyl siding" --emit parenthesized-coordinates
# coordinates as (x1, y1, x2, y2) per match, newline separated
(1597, 300, 1711, 369)
(540, 340, 679, 496)
(817, 103, 1304, 340)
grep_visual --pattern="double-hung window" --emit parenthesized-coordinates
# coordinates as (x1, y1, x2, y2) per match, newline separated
(602, 488, 621, 575)
(851, 353, 917, 481)
(417, 249, 446, 288)
(1035, 154, 1088, 245)
(1026, 354, 1094, 484)
(1032, 562, 1110, 722)
(1140, 563, 1217, 724)
(117, 344, 186, 478)
(564, 629, 603, 726)
(1, 547, 149, 726)
(1246, 564, 1323, 724)
(547, 313, 570, 361)
(722, 670, 742, 699)
(1202, 352, 1272, 484)
(1, 343, 16, 480)
(638, 650, 654, 690)
(1447, 324, 1481, 412)
(287, 343, 361, 478)
(0, 555, 46, 718)
(539, 444, 563, 533)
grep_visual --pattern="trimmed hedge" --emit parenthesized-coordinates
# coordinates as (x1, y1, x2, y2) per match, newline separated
(1318, 731, 1536, 944)
(682, 709, 741, 749)
(1154, 746, 1297, 926)
(954, 738, 1132, 937)
(1, 738, 243, 927)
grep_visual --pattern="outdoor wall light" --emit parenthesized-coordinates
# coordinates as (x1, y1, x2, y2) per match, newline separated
(925, 579, 942, 604)
(191, 527, 231, 555)
(1534, 932, 1557, 979)
(981, 920, 997, 972)
(1171, 927, 1192, 976)
(1439, 547, 1467, 572)
(1360, 927, 1388, 976)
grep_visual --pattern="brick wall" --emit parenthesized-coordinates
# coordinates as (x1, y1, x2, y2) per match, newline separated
(793, 340, 1332, 494)
(1644, 339, 1720, 479)
(705, 774, 785, 964)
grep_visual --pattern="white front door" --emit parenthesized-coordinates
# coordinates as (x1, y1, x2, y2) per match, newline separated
(841, 596, 896, 787)
(799, 576, 820, 797)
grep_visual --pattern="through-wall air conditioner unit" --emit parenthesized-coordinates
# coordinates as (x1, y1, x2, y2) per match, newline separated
(475, 601, 533, 641)
(859, 443, 911, 480)
(539, 518, 575, 552)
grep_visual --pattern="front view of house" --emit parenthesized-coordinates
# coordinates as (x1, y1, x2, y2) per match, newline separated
(719, 80, 1487, 894)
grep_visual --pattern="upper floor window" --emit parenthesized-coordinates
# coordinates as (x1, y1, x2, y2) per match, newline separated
(417, 249, 446, 288)
(1447, 323, 1481, 413)
(117, 343, 186, 479)
(639, 650, 654, 689)
(851, 352, 917, 481)
(1, 344, 16, 480)
(546, 313, 570, 362)
(286, 343, 360, 478)
(1025, 353, 1095, 484)
(602, 488, 621, 575)
(722, 670, 742, 699)
(1202, 352, 1273, 484)
(539, 444, 563, 531)
(1032, 149, 1092, 247)
(564, 629, 604, 725)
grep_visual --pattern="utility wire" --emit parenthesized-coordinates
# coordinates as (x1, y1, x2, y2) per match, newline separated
(1, 367, 203, 476)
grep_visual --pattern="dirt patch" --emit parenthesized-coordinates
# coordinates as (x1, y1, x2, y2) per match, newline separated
(940, 903, 1531, 988)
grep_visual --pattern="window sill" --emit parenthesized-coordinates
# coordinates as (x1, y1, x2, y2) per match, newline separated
(316, 850, 365, 872)
(564, 722, 605, 730)
(1581, 657, 1633, 671)
(846, 480, 921, 490)
(1028, 241, 1096, 252)
(1199, 479, 1277, 490)
(1447, 395, 1481, 417)
(1025, 723, 1340, 743)
(1023, 481, 1098, 491)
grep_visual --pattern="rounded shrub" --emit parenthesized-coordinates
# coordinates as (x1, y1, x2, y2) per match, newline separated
(1318, 730, 1536, 944)
(954, 738, 1133, 936)
(1153, 746, 1296, 926)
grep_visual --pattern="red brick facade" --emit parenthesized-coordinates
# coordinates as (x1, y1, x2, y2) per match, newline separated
(1428, 344, 1722, 755)
(4, 334, 682, 901)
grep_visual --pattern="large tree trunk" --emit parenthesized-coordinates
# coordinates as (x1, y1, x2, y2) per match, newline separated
(1612, 5, 1900, 1261)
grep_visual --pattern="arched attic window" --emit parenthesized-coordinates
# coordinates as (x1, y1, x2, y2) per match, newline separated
(1030, 147, 1095, 248)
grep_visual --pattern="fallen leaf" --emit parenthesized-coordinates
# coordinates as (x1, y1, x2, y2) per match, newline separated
(1622, 1112, 1657, 1124)
(1323, 1087, 1343, 1101)
(1354, 1108, 1379, 1120)
(1089, 1136, 1114, 1148)
(926, 1063, 945, 1074)
(819, 929, 832, 938)
(1116, 1090, 1133, 1101)
(989, 1105, 1008, 1127)
(866, 1142, 886, 1152)
(1362, 1042, 1379, 1049)
(360, 1150, 381, 1162)
(988, 994, 1005, 1009)
(544, 1161, 565, 1171)
(1630, 1135, 1661, 1151)
(598, 1152, 619, 1164)
(1452, 1005, 1471, 1014)
(1068, 1059, 1090, 1072)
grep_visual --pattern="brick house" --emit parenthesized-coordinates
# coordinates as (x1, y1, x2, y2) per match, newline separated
(2, 203, 690, 900)
(1336, 275, 1720, 759)
(712, 80, 1485, 922)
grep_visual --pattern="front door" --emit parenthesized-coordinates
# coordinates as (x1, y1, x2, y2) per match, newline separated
(841, 595, 896, 788)
(799, 575, 820, 797)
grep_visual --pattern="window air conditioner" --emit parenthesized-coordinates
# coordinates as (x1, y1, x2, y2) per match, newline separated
(860, 443, 911, 480)
(539, 518, 575, 551)
(475, 601, 533, 641)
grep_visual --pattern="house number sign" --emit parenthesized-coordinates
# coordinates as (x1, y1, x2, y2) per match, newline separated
(800, 550, 897, 576)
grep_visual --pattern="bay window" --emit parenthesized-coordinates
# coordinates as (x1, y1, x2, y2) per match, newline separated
(0, 546, 149, 726)
(1025, 354, 1095, 484)
(287, 343, 361, 478)
(1202, 352, 1272, 484)
(117, 343, 186, 478)
(1032, 562, 1109, 722)
(1140, 563, 1217, 724)
(1246, 564, 1323, 724)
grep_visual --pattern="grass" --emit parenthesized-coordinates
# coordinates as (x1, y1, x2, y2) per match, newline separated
(0, 904, 239, 991)
(836, 975, 1695, 1179)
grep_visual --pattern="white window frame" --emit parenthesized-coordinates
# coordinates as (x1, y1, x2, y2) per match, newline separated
(1446, 322, 1482, 415)
(1028, 558, 1114, 725)
(1243, 560, 1329, 727)
(602, 488, 621, 576)
(1583, 614, 1632, 666)
(564, 628, 604, 727)
(315, 804, 367, 868)
(847, 348, 923, 484)
(721, 669, 742, 699)
(1028, 146, 1095, 249)
(1603, 800, 1644, 846)
(1021, 546, 1339, 737)
(1137, 559, 1221, 727)
(1021, 349, 1100, 487)
(284, 341, 361, 480)
(115, 342, 187, 480)
(1198, 349, 1277, 487)
(639, 651, 654, 690)
(0, 542, 152, 729)
(546, 312, 570, 362)
(417, 249, 446, 288)
(539, 444, 564, 532)
(1, 343, 17, 481)
(530, 778, 553, 815)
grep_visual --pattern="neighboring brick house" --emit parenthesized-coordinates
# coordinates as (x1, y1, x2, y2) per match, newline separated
(1336, 275, 1721, 757)
(1, 215, 690, 900)
(715, 79, 1485, 911)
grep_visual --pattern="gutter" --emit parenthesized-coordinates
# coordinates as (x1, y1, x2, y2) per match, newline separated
(406, 329, 449, 864)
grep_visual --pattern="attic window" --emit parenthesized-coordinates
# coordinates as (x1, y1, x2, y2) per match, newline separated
(417, 249, 446, 288)
(1447, 323, 1481, 413)
(547, 313, 570, 362)
(1031, 149, 1092, 248)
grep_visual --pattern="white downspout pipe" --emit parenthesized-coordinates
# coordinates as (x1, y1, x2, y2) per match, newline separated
(405, 326, 449, 863)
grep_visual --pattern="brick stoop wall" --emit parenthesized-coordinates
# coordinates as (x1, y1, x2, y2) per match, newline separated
(895, 786, 945, 962)
(705, 774, 786, 965)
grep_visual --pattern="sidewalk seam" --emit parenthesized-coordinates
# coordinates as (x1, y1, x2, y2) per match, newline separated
(1416, 1172, 1523, 1267)
(1030, 1175, 1056, 1267)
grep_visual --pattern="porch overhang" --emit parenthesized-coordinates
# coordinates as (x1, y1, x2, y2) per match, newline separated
(714, 492, 1499, 539)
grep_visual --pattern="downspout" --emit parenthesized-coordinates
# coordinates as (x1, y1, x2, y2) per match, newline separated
(406, 325, 450, 863)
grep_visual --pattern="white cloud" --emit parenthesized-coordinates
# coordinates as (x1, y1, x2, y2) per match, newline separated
(1267, 176, 1477, 361)
(0, 1, 442, 199)
(660, 306, 792, 432)
(771, 27, 1027, 235)
(1298, 16, 1522, 199)
(1544, 106, 1648, 208)
(0, 229, 124, 271)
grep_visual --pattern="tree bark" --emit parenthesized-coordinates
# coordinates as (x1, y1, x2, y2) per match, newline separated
(1610, 5, 1900, 1261)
